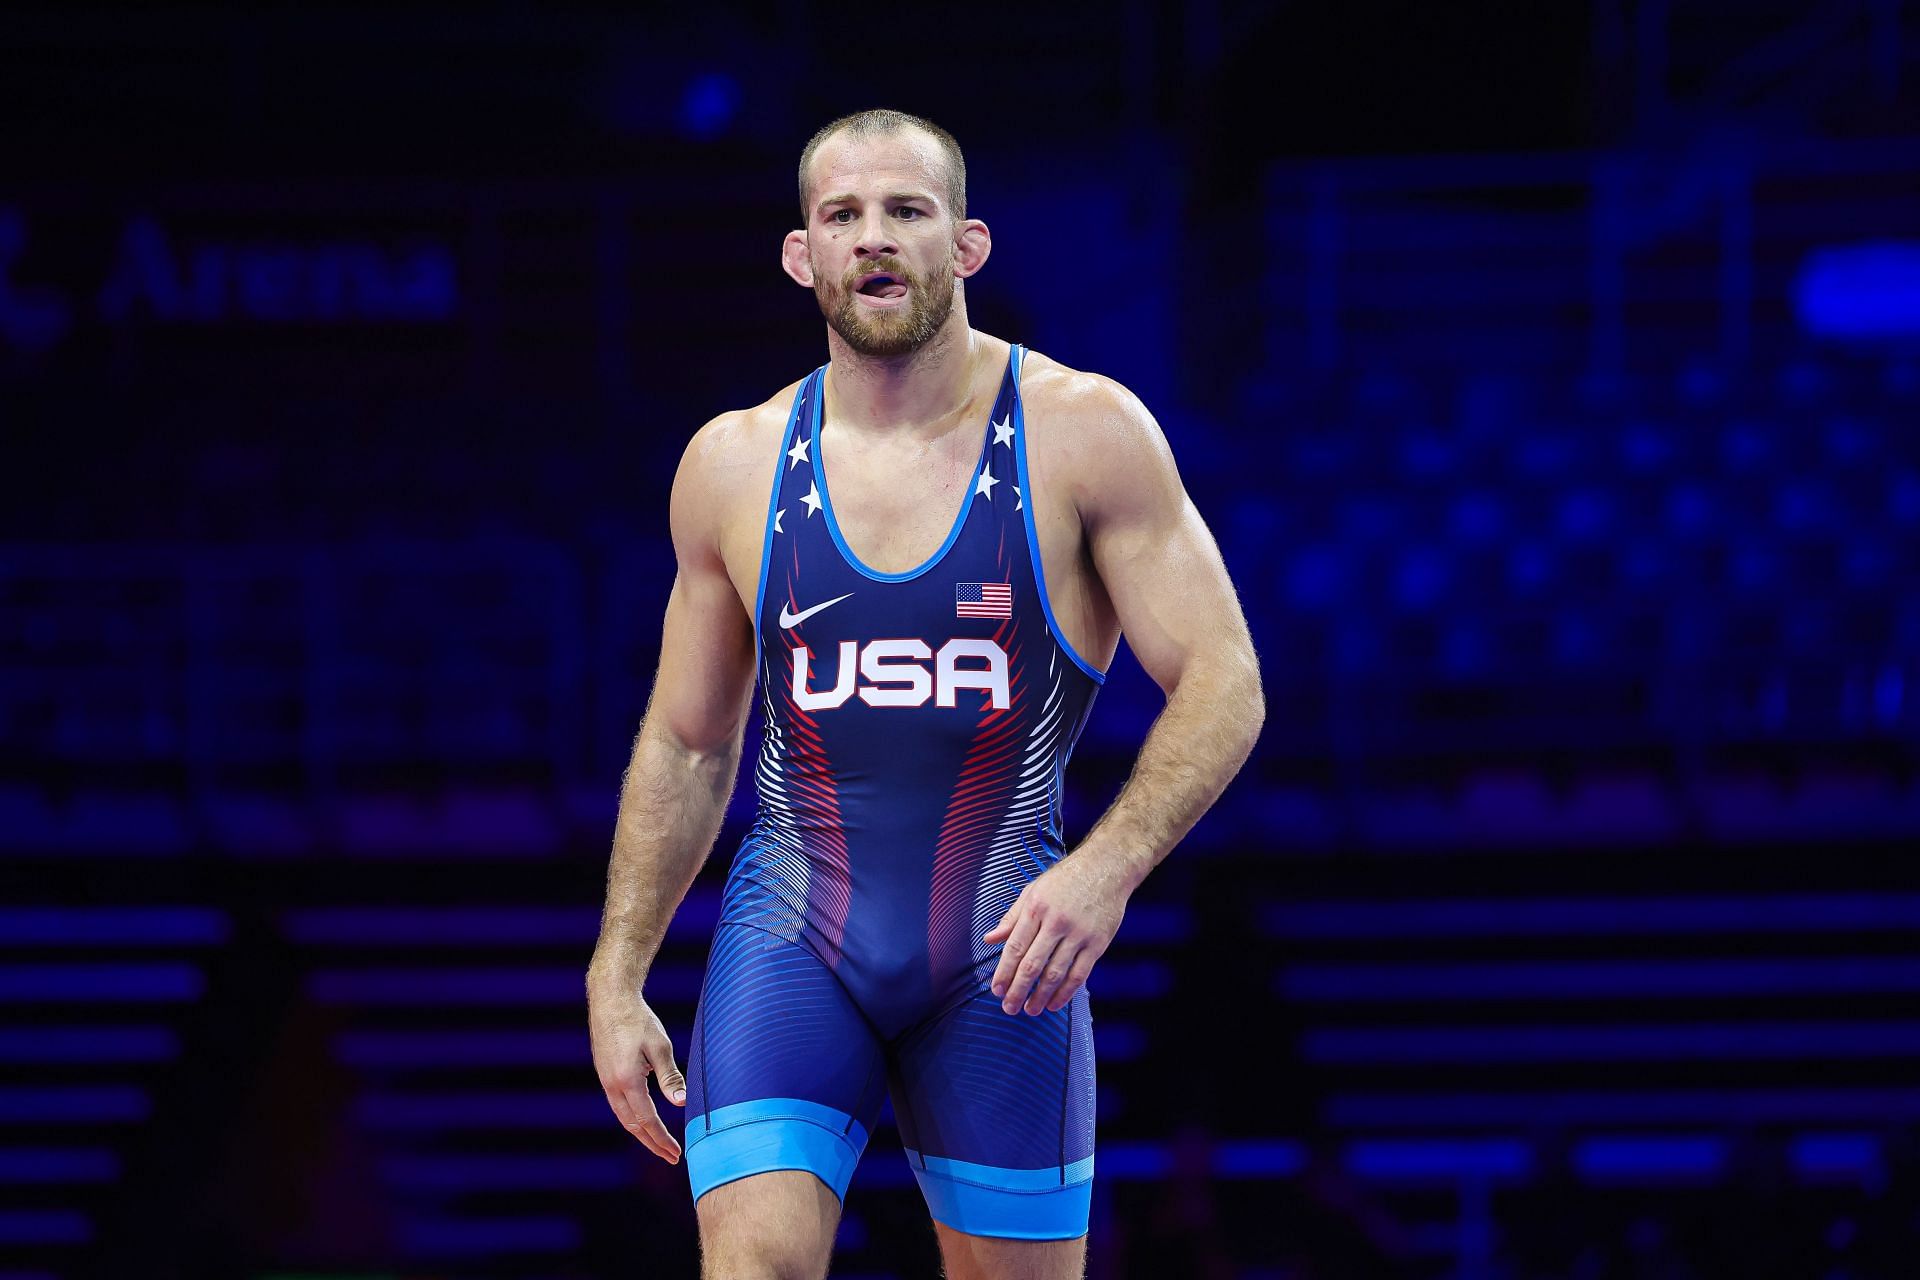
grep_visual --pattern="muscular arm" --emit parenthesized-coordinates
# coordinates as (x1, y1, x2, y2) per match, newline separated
(589, 414, 758, 989)
(586, 412, 758, 1161)
(587, 595, 753, 991)
(986, 376, 1264, 1015)
(1069, 382, 1265, 888)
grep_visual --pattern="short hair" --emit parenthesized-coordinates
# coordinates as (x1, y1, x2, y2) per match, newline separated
(797, 109, 967, 223)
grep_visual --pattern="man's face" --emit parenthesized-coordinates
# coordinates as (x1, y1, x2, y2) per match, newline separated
(800, 130, 959, 358)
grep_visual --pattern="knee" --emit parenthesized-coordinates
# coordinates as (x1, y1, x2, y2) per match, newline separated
(699, 1244, 827, 1280)
(695, 1169, 838, 1280)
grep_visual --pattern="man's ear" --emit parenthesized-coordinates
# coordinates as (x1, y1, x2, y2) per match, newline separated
(953, 218, 991, 280)
(781, 229, 814, 288)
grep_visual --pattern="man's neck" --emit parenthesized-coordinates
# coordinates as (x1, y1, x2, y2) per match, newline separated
(821, 313, 984, 439)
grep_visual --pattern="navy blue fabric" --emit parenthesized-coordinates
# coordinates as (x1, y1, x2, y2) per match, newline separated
(685, 344, 1104, 1230)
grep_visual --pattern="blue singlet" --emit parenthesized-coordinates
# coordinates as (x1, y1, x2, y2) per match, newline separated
(684, 343, 1107, 1240)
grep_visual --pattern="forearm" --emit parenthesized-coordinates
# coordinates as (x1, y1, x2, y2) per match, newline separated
(1075, 649, 1263, 891)
(587, 714, 744, 992)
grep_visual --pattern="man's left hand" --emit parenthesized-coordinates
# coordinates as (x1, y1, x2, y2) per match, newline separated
(982, 851, 1134, 1015)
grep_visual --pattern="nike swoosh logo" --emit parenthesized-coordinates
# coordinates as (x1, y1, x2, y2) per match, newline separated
(779, 591, 855, 629)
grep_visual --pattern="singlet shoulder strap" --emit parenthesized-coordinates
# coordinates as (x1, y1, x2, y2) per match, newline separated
(1006, 341, 1107, 685)
(752, 364, 827, 671)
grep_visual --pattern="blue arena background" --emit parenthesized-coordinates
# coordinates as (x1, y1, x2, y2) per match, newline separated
(3, 3, 1918, 1276)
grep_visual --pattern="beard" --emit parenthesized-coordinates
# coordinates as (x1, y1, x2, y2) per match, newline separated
(815, 252, 956, 358)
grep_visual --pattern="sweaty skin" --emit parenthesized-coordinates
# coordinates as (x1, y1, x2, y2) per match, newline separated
(586, 127, 1264, 1182)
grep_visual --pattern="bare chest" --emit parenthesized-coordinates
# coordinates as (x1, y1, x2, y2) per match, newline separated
(817, 428, 981, 575)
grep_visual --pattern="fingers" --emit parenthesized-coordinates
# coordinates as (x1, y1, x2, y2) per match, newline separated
(1001, 925, 1067, 1016)
(601, 1073, 678, 1164)
(988, 905, 1043, 1009)
(653, 1044, 688, 1108)
(631, 1037, 687, 1162)
(594, 1021, 686, 1164)
(1044, 947, 1098, 1013)
(628, 1081, 683, 1164)
(1024, 940, 1083, 1015)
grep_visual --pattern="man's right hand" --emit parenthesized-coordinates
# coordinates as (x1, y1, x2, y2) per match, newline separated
(587, 974, 688, 1164)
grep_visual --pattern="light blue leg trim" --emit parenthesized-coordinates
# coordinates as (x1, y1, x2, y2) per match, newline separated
(907, 1150, 1094, 1240)
(685, 1098, 869, 1204)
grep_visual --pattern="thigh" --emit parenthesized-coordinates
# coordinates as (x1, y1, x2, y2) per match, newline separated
(686, 923, 888, 1209)
(932, 1221, 1087, 1280)
(695, 1167, 841, 1280)
(889, 983, 1096, 1241)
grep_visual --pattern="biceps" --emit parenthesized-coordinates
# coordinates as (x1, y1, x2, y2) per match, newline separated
(1093, 496, 1250, 695)
(648, 567, 757, 755)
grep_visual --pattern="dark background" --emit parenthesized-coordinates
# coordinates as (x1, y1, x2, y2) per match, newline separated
(4, 2, 1918, 1276)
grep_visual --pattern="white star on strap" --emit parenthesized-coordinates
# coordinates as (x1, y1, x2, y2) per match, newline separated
(974, 465, 999, 501)
(774, 507, 785, 533)
(800, 482, 823, 517)
(1014, 484, 1023, 511)
(991, 414, 1014, 448)
(787, 436, 811, 469)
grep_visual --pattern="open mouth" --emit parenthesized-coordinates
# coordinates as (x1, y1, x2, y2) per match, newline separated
(854, 273, 910, 302)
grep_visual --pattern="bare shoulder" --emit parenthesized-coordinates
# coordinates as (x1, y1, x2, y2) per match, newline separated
(1017, 348, 1180, 519)
(669, 376, 808, 604)
(676, 378, 804, 495)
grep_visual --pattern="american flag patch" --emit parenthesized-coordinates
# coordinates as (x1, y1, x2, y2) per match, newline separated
(956, 582, 1013, 619)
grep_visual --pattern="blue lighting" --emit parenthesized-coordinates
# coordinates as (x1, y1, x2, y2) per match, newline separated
(356, 1089, 608, 1131)
(1791, 1132, 1880, 1180)
(283, 895, 718, 945)
(985, 1139, 1309, 1181)
(285, 905, 597, 945)
(0, 1086, 148, 1124)
(308, 963, 701, 1004)
(0, 963, 203, 1002)
(0, 1211, 90, 1244)
(1213, 1140, 1308, 1177)
(1347, 1138, 1531, 1180)
(1575, 1135, 1726, 1182)
(1307, 1022, 1920, 1064)
(1875, 666, 1905, 721)
(678, 73, 740, 139)
(335, 1029, 586, 1068)
(1096, 1141, 1168, 1178)
(0, 1028, 178, 1064)
(380, 1152, 632, 1192)
(1795, 242, 1920, 338)
(1278, 956, 1920, 1001)
(0, 1148, 119, 1183)
(1092, 1023, 1146, 1061)
(1263, 894, 1920, 939)
(0, 908, 227, 946)
(1119, 903, 1192, 943)
(1086, 961, 1171, 1000)
(1327, 1087, 1920, 1128)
